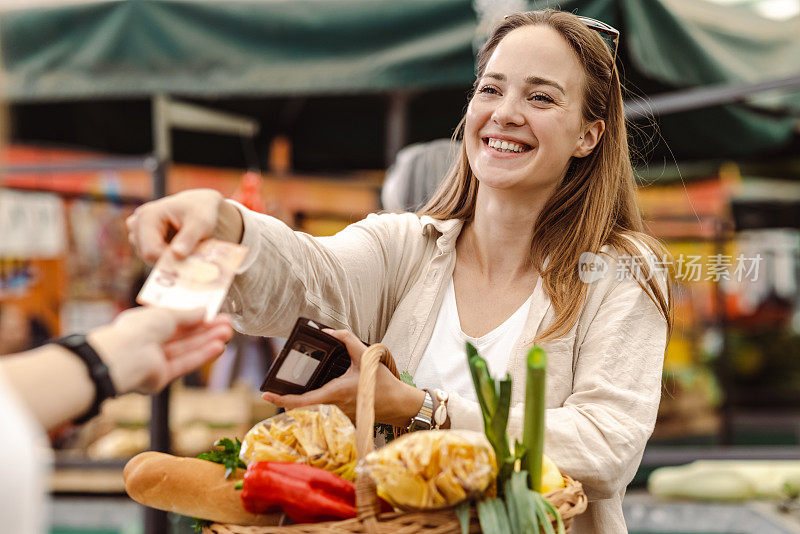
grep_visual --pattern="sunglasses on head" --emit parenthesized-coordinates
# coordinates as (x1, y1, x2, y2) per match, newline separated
(577, 15, 620, 67)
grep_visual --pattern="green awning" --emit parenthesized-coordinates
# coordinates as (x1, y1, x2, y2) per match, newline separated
(531, 0, 800, 158)
(4, 0, 799, 105)
(626, 0, 800, 114)
(0, 0, 477, 100)
(1, 0, 797, 160)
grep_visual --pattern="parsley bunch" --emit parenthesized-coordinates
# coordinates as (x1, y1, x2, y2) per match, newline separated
(197, 437, 246, 479)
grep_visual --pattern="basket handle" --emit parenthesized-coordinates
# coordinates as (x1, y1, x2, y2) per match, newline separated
(354, 343, 399, 459)
(354, 343, 399, 534)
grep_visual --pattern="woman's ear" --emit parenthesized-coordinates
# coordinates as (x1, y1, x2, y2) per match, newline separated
(573, 120, 605, 158)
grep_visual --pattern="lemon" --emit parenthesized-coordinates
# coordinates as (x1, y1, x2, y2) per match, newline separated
(541, 454, 565, 493)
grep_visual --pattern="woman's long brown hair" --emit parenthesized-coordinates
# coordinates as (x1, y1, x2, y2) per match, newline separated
(418, 9, 672, 340)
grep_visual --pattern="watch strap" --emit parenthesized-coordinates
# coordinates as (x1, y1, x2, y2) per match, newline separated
(407, 390, 434, 432)
(53, 334, 117, 424)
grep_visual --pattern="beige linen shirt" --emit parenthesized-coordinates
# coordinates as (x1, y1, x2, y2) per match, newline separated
(225, 206, 667, 534)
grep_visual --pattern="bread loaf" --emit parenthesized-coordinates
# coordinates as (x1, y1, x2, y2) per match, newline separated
(123, 451, 281, 526)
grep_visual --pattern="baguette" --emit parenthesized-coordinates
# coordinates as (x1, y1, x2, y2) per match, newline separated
(124, 451, 281, 526)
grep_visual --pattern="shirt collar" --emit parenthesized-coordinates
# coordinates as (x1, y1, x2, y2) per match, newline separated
(419, 216, 463, 253)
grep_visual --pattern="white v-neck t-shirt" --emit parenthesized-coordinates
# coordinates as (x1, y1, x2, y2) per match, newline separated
(413, 276, 534, 402)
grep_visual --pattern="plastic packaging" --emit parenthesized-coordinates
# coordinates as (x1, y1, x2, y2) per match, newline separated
(240, 404, 357, 481)
(360, 429, 497, 510)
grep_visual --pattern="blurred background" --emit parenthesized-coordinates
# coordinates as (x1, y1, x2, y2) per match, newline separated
(0, 0, 799, 533)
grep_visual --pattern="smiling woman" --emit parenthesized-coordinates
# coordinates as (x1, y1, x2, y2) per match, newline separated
(126, 9, 672, 534)
(422, 11, 670, 344)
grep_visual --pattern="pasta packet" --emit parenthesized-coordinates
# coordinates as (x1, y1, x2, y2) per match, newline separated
(359, 429, 497, 510)
(240, 404, 357, 481)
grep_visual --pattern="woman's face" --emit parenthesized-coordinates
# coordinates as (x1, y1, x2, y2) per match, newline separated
(465, 25, 591, 194)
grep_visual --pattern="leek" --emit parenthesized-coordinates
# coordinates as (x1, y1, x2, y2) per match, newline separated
(523, 346, 547, 492)
(466, 341, 515, 488)
(504, 470, 538, 534)
(470, 342, 566, 534)
(455, 502, 471, 534)
(477, 498, 512, 534)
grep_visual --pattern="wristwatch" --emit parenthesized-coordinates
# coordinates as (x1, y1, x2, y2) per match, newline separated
(53, 334, 117, 424)
(407, 390, 434, 432)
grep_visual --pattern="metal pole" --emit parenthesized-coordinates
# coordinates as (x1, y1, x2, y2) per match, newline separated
(153, 95, 171, 164)
(385, 91, 411, 167)
(142, 94, 258, 534)
(145, 95, 171, 534)
(624, 73, 800, 120)
(714, 216, 734, 446)
(2, 156, 154, 174)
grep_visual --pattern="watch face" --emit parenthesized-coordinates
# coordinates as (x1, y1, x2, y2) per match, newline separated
(409, 418, 432, 432)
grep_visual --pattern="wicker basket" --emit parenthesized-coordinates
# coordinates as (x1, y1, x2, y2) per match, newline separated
(205, 344, 588, 533)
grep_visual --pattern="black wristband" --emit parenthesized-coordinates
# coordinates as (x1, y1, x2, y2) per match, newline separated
(53, 334, 117, 424)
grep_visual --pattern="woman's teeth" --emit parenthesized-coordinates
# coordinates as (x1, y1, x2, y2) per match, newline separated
(486, 138, 530, 153)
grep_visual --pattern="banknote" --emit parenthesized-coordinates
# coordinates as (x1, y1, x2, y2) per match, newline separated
(136, 239, 248, 321)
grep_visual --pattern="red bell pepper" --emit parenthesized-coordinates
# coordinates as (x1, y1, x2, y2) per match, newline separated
(241, 461, 356, 523)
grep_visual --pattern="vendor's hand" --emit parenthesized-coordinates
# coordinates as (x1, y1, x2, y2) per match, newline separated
(261, 329, 426, 427)
(126, 189, 243, 263)
(87, 307, 233, 395)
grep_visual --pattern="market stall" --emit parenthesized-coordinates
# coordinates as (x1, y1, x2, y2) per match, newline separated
(1, 1, 799, 533)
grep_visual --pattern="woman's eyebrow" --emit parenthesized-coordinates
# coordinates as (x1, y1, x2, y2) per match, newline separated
(483, 72, 566, 95)
(525, 75, 566, 95)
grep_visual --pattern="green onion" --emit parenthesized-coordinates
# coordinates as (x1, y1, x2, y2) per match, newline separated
(466, 341, 514, 489)
(477, 498, 512, 534)
(534, 494, 558, 534)
(504, 470, 538, 534)
(455, 502, 471, 534)
(542, 497, 566, 534)
(523, 346, 547, 492)
(467, 342, 498, 418)
(468, 342, 565, 534)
